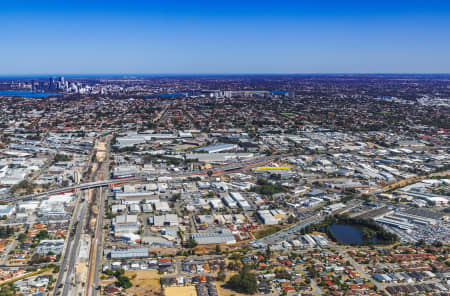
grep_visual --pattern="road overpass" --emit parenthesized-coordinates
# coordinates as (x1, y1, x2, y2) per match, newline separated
(2, 155, 282, 204)
(2, 178, 141, 203)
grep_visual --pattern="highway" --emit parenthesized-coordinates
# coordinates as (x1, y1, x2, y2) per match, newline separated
(3, 154, 283, 204)
(86, 136, 110, 296)
(2, 178, 141, 203)
(4, 152, 287, 295)
(53, 193, 87, 296)
(86, 186, 106, 296)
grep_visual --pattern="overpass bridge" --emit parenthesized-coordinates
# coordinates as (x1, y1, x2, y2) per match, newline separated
(2, 154, 283, 204)
(2, 178, 141, 203)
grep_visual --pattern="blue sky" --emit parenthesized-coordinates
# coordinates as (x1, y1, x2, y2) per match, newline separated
(1, 0, 449, 74)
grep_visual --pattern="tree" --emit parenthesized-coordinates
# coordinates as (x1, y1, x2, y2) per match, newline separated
(185, 238, 197, 249)
(30, 254, 50, 264)
(37, 230, 50, 241)
(432, 240, 443, 248)
(226, 265, 257, 294)
(54, 154, 71, 162)
(18, 233, 27, 242)
(265, 245, 271, 259)
(115, 275, 132, 289)
(216, 270, 226, 282)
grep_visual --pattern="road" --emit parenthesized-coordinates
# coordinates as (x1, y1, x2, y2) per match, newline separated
(86, 187, 106, 296)
(86, 136, 110, 296)
(251, 214, 325, 248)
(330, 244, 389, 295)
(3, 154, 283, 204)
(53, 194, 87, 296)
(1, 240, 17, 265)
(310, 278, 324, 295)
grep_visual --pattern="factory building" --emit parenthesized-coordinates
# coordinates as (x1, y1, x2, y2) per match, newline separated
(110, 248, 149, 259)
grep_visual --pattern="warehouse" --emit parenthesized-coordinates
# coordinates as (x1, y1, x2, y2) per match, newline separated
(114, 223, 139, 234)
(0, 205, 16, 217)
(110, 248, 149, 259)
(221, 194, 237, 208)
(193, 143, 238, 154)
(258, 210, 279, 225)
(191, 229, 236, 245)
(115, 191, 158, 203)
(114, 214, 138, 225)
(149, 214, 179, 227)
(209, 198, 224, 209)
(230, 192, 251, 210)
(112, 166, 137, 179)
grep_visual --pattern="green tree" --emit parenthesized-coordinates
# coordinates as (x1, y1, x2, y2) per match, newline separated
(227, 265, 257, 294)
(115, 275, 132, 289)
(186, 238, 197, 248)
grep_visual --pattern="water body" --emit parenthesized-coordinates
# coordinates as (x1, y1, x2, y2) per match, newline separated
(146, 92, 192, 98)
(146, 90, 287, 98)
(329, 223, 377, 245)
(0, 90, 61, 98)
(268, 90, 288, 94)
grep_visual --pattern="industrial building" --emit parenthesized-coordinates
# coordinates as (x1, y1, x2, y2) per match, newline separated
(149, 214, 179, 227)
(110, 248, 149, 259)
(36, 239, 65, 255)
(193, 143, 238, 154)
(191, 229, 236, 245)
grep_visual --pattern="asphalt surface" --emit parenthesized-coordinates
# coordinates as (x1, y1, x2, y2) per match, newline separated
(89, 187, 106, 296)
(53, 196, 86, 296)
(4, 154, 282, 204)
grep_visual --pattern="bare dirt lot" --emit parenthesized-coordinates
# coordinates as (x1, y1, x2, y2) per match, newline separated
(125, 270, 161, 296)
(165, 285, 197, 296)
(95, 141, 107, 162)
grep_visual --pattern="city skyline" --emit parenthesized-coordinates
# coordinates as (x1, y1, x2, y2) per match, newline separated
(1, 0, 450, 75)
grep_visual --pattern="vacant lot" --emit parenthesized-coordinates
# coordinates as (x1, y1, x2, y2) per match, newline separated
(125, 270, 161, 296)
(253, 225, 282, 239)
(165, 286, 197, 296)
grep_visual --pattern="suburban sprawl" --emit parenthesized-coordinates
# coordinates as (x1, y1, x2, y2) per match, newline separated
(0, 74, 448, 296)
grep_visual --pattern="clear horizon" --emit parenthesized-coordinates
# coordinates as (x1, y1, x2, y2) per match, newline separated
(1, 0, 449, 75)
(2, 72, 450, 78)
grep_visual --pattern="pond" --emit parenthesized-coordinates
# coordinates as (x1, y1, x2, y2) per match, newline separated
(329, 223, 377, 245)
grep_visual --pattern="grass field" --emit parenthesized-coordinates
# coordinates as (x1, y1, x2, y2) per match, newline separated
(253, 225, 282, 239)
(165, 286, 197, 296)
(125, 270, 161, 296)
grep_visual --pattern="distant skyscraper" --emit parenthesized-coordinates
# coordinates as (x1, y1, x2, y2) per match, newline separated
(48, 77, 54, 90)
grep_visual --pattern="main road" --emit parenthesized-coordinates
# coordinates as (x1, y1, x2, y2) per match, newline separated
(3, 154, 283, 204)
(53, 192, 87, 296)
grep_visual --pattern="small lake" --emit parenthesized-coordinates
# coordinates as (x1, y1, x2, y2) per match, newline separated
(0, 90, 61, 98)
(329, 223, 377, 245)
